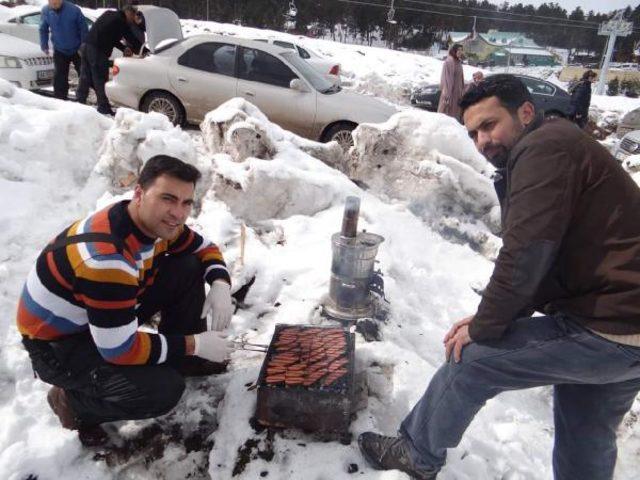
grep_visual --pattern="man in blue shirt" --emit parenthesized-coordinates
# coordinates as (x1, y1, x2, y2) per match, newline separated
(40, 0, 88, 100)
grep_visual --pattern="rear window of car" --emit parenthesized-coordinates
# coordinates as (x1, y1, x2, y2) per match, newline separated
(274, 40, 295, 50)
(178, 42, 236, 77)
(520, 77, 555, 96)
(239, 47, 297, 88)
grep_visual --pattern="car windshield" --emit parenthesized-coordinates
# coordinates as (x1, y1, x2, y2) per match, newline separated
(280, 51, 338, 93)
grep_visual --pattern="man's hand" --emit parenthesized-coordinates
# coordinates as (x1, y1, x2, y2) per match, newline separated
(201, 280, 234, 331)
(123, 47, 133, 57)
(192, 331, 232, 363)
(444, 315, 474, 363)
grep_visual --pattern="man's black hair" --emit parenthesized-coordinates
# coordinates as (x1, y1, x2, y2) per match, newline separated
(582, 69, 596, 81)
(138, 155, 201, 189)
(459, 74, 534, 117)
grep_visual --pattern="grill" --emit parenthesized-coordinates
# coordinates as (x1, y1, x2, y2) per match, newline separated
(256, 324, 355, 439)
(21, 57, 54, 67)
(620, 137, 639, 154)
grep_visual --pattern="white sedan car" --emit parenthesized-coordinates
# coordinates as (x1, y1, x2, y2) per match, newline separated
(107, 6, 396, 150)
(0, 32, 54, 90)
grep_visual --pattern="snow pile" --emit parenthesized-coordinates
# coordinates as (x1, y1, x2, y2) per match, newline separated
(623, 154, 640, 186)
(200, 98, 357, 223)
(89, 108, 201, 197)
(350, 109, 501, 258)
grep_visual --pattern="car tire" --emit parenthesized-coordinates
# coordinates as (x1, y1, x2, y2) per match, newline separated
(322, 122, 357, 151)
(141, 91, 185, 126)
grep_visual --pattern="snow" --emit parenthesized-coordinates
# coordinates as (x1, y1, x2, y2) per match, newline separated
(1, 10, 640, 480)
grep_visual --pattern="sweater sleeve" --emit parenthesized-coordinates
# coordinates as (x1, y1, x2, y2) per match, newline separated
(39, 8, 50, 52)
(78, 8, 88, 43)
(75, 253, 185, 365)
(168, 225, 231, 286)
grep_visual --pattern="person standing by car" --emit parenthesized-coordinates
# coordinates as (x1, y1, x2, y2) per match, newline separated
(76, 5, 140, 115)
(39, 0, 88, 101)
(437, 43, 465, 120)
(569, 70, 597, 129)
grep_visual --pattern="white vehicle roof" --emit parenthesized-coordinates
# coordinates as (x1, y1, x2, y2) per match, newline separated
(0, 5, 40, 22)
(0, 32, 43, 57)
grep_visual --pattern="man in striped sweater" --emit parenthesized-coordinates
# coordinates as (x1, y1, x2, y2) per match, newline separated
(17, 155, 235, 446)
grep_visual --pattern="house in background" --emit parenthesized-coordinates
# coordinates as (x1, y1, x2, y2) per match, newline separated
(446, 29, 559, 66)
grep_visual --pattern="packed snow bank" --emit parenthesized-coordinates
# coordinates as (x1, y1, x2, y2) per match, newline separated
(350, 110, 501, 258)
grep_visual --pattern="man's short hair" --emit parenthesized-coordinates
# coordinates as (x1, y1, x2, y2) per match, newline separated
(138, 155, 201, 189)
(582, 69, 596, 81)
(459, 74, 534, 117)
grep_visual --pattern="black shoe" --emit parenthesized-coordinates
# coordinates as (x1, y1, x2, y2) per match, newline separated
(177, 356, 228, 377)
(358, 432, 438, 480)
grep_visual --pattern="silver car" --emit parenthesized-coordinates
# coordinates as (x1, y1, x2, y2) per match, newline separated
(105, 6, 396, 149)
(614, 130, 640, 163)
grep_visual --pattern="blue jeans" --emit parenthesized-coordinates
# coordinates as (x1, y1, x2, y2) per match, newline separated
(400, 315, 640, 480)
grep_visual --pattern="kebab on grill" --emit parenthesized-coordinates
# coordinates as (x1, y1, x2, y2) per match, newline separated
(264, 327, 348, 388)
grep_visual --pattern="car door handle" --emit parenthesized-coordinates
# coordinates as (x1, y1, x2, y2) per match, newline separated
(243, 90, 255, 97)
(177, 77, 188, 83)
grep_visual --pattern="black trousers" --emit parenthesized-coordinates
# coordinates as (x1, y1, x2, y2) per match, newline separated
(23, 255, 206, 427)
(76, 43, 112, 114)
(53, 50, 81, 101)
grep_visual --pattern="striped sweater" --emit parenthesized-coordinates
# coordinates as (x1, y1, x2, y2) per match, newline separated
(17, 200, 230, 365)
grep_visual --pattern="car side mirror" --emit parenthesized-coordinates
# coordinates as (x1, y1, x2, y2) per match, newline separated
(290, 78, 309, 93)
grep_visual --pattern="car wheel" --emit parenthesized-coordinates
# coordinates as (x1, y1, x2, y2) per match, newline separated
(323, 122, 356, 151)
(141, 91, 185, 126)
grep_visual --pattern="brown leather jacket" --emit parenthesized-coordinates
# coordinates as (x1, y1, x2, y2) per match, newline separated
(470, 116, 640, 341)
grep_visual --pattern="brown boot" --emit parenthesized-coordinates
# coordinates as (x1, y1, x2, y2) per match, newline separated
(47, 386, 108, 447)
(47, 386, 78, 430)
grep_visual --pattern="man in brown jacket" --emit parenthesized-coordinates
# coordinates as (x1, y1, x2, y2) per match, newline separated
(358, 74, 640, 480)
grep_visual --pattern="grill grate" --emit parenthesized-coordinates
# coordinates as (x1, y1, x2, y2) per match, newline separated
(256, 324, 355, 436)
(621, 137, 639, 153)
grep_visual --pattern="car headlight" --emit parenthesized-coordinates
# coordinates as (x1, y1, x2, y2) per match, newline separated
(0, 55, 22, 69)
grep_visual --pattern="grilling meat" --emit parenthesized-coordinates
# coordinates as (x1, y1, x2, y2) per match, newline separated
(264, 327, 349, 388)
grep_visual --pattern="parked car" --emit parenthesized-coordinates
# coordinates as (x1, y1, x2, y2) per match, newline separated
(616, 107, 640, 139)
(0, 32, 54, 90)
(252, 37, 340, 83)
(411, 74, 572, 118)
(106, 6, 396, 150)
(613, 130, 640, 163)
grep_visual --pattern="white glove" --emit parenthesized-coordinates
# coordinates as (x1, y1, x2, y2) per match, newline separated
(193, 331, 233, 363)
(201, 280, 234, 331)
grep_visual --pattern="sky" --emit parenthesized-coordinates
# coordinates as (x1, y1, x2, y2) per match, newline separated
(489, 0, 638, 15)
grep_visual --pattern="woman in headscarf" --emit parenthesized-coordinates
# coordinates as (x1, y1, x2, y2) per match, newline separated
(438, 43, 465, 120)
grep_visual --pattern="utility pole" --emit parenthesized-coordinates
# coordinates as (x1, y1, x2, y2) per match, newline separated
(595, 10, 632, 95)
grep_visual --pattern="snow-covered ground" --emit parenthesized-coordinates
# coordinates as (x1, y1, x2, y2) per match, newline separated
(2, 11, 640, 480)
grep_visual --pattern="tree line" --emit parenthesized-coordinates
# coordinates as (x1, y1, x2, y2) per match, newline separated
(67, 1, 640, 61)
